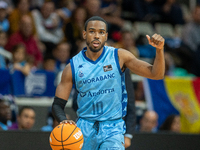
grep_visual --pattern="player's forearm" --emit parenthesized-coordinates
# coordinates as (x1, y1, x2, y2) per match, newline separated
(52, 96, 68, 122)
(151, 48, 165, 80)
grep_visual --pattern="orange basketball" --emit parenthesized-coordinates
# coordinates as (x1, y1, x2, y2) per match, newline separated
(49, 123, 84, 150)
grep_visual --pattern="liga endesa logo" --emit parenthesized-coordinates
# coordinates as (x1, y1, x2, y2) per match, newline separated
(79, 88, 115, 98)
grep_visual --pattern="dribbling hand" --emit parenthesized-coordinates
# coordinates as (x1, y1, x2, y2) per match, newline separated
(146, 34, 165, 51)
(124, 137, 131, 148)
(60, 120, 76, 126)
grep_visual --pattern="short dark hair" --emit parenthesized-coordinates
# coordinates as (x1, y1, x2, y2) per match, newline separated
(159, 114, 178, 131)
(84, 16, 108, 32)
(43, 54, 55, 62)
(18, 106, 35, 116)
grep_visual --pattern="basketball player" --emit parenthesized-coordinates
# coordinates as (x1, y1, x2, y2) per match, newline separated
(52, 16, 165, 150)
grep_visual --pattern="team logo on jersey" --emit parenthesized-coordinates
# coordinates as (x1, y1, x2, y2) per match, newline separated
(103, 64, 112, 72)
(79, 71, 84, 77)
(80, 92, 86, 97)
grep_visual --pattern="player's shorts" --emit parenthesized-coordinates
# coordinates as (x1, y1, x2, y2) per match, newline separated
(76, 117, 125, 150)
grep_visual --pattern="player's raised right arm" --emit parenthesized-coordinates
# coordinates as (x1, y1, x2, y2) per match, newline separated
(52, 63, 76, 125)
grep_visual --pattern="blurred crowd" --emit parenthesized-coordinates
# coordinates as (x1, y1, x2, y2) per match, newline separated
(0, 0, 200, 77)
(0, 0, 200, 134)
(0, 94, 181, 134)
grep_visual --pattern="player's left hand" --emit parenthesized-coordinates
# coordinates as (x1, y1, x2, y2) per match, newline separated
(146, 34, 165, 51)
(60, 120, 76, 126)
(124, 136, 131, 148)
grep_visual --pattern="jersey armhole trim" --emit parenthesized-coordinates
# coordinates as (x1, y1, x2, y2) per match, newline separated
(70, 59, 75, 84)
(114, 48, 122, 75)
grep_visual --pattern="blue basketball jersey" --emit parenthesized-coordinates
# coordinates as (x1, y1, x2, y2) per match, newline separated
(70, 46, 127, 121)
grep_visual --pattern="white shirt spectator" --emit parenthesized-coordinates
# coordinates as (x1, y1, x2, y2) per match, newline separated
(32, 2, 64, 44)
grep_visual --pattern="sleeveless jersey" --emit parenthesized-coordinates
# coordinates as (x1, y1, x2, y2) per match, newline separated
(70, 46, 127, 121)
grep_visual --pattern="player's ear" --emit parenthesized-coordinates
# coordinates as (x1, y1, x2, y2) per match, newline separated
(83, 30, 86, 40)
(105, 32, 108, 41)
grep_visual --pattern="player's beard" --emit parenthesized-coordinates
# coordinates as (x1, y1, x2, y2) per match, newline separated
(86, 39, 106, 53)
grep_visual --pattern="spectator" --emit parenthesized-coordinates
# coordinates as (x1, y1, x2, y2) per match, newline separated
(114, 30, 139, 58)
(84, 0, 101, 18)
(8, 106, 35, 130)
(2, 0, 14, 15)
(8, 0, 36, 35)
(0, 30, 8, 50)
(181, 4, 200, 52)
(0, 98, 12, 130)
(0, 1, 9, 32)
(9, 44, 34, 76)
(100, 0, 126, 37)
(136, 110, 158, 132)
(0, 30, 12, 69)
(42, 54, 56, 72)
(30, 0, 45, 10)
(84, 0, 128, 40)
(100, 0, 119, 15)
(5, 15, 43, 66)
(64, 6, 87, 57)
(159, 114, 181, 133)
(9, 106, 36, 130)
(56, 0, 76, 26)
(181, 5, 200, 76)
(17, 106, 35, 130)
(53, 42, 71, 72)
(160, 0, 185, 26)
(32, 1, 64, 54)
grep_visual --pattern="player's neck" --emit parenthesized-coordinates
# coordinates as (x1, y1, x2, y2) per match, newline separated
(85, 47, 103, 61)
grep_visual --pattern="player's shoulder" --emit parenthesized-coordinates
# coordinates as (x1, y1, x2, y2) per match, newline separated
(105, 45, 116, 51)
(118, 48, 133, 54)
(106, 46, 127, 53)
(62, 63, 72, 76)
(117, 48, 136, 61)
(117, 48, 130, 56)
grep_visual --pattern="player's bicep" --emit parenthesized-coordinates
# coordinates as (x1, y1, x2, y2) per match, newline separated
(126, 58, 153, 77)
(55, 63, 73, 100)
(119, 49, 153, 78)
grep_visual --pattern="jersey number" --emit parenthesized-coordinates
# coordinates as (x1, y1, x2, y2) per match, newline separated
(93, 102, 103, 115)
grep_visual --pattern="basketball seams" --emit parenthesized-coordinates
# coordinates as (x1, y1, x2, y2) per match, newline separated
(63, 137, 83, 146)
(50, 124, 83, 150)
(52, 131, 62, 142)
(62, 126, 78, 142)
(61, 123, 64, 150)
(50, 137, 83, 146)
(51, 125, 78, 143)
